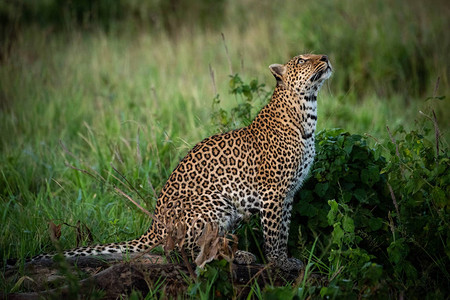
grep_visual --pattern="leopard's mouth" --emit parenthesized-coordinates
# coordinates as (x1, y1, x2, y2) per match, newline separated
(310, 64, 333, 83)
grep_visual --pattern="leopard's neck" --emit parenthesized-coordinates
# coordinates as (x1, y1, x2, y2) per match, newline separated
(250, 84, 318, 141)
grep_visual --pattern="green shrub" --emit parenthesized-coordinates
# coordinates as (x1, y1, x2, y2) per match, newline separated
(210, 74, 269, 132)
(290, 125, 449, 297)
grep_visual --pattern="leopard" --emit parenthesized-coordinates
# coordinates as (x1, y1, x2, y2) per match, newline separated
(17, 54, 332, 272)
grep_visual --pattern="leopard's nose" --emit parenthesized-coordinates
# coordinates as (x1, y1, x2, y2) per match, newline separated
(320, 55, 328, 62)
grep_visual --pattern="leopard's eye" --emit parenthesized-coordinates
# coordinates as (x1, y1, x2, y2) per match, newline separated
(297, 58, 306, 64)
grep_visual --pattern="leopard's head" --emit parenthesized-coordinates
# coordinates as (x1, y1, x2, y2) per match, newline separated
(269, 54, 332, 92)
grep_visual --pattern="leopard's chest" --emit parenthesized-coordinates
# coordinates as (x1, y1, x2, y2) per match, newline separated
(288, 136, 315, 196)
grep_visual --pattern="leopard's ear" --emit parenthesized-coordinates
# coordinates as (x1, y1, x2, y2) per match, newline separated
(269, 64, 286, 85)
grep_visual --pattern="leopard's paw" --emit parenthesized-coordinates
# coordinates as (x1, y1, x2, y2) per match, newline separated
(277, 257, 304, 272)
(234, 250, 257, 265)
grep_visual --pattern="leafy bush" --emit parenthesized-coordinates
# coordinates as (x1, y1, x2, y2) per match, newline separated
(210, 74, 269, 132)
(290, 124, 449, 298)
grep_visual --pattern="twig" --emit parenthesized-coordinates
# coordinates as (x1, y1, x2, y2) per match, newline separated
(111, 163, 147, 203)
(136, 128, 142, 166)
(433, 76, 440, 99)
(388, 212, 396, 241)
(59, 140, 78, 161)
(235, 264, 272, 299)
(386, 126, 400, 159)
(65, 163, 104, 183)
(429, 77, 441, 158)
(329, 265, 344, 282)
(113, 187, 153, 219)
(432, 110, 440, 158)
(147, 176, 158, 202)
(113, 186, 166, 233)
(112, 145, 124, 165)
(387, 182, 400, 219)
(109, 172, 133, 192)
(61, 140, 107, 184)
(221, 33, 233, 75)
(180, 248, 197, 279)
(209, 64, 217, 96)
(364, 133, 390, 154)
(129, 242, 164, 263)
(419, 110, 441, 159)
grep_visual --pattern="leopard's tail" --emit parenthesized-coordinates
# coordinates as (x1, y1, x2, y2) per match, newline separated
(6, 224, 161, 268)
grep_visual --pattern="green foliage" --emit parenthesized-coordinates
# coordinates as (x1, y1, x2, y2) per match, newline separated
(289, 130, 389, 297)
(188, 259, 234, 299)
(290, 129, 388, 251)
(381, 125, 450, 290)
(290, 124, 449, 297)
(259, 285, 298, 300)
(211, 74, 270, 132)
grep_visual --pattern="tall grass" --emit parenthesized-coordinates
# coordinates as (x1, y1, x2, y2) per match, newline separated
(0, 0, 448, 293)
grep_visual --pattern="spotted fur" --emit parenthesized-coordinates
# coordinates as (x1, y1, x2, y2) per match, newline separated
(28, 54, 332, 271)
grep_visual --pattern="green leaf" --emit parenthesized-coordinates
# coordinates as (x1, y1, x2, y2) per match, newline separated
(425, 95, 445, 101)
(373, 146, 382, 161)
(387, 238, 409, 264)
(315, 182, 329, 197)
(368, 217, 383, 231)
(299, 190, 313, 202)
(361, 169, 370, 185)
(431, 187, 447, 208)
(342, 191, 352, 203)
(320, 285, 340, 298)
(361, 262, 383, 282)
(402, 261, 418, 281)
(343, 139, 354, 155)
(332, 224, 344, 244)
(327, 200, 339, 224)
(342, 216, 355, 233)
(298, 201, 318, 217)
(263, 286, 295, 300)
(353, 189, 367, 203)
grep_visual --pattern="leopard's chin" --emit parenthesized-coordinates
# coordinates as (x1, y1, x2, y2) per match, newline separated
(310, 65, 332, 83)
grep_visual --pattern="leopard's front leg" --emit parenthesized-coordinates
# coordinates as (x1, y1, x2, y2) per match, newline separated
(261, 195, 303, 272)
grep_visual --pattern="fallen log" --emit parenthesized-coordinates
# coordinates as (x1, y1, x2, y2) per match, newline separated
(5, 253, 307, 299)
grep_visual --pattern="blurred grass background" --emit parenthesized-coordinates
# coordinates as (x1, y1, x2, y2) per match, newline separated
(0, 0, 449, 269)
